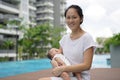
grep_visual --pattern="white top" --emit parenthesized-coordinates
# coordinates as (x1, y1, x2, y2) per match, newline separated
(59, 33, 96, 80)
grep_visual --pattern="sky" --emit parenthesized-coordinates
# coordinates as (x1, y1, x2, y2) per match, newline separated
(66, 0, 120, 40)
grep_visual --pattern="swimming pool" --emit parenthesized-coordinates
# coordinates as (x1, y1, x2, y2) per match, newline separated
(0, 54, 110, 78)
(0, 58, 52, 78)
(92, 54, 111, 68)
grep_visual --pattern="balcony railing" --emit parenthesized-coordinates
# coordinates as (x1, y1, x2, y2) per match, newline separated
(36, 9, 54, 14)
(0, 13, 18, 21)
(0, 0, 19, 9)
(1, 0, 20, 5)
(36, 1, 54, 7)
(0, 50, 15, 53)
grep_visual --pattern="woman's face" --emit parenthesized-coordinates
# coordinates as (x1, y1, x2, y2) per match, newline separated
(65, 8, 82, 31)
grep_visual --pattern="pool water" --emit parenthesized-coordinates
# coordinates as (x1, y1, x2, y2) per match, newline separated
(92, 54, 111, 68)
(0, 58, 52, 78)
(0, 54, 110, 78)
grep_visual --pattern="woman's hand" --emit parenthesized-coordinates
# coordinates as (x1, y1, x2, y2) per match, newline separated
(52, 66, 65, 76)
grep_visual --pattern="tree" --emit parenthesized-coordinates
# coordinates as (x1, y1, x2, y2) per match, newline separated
(104, 33, 120, 52)
(19, 24, 52, 59)
(50, 26, 66, 48)
(3, 40, 14, 49)
(19, 24, 66, 59)
(0, 24, 4, 28)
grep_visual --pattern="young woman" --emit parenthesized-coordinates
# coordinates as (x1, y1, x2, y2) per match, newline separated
(38, 5, 96, 80)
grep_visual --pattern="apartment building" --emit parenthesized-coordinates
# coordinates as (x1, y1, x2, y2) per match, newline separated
(0, 0, 66, 61)
(0, 0, 36, 60)
(20, 0, 36, 27)
(36, 0, 54, 26)
(36, 0, 66, 27)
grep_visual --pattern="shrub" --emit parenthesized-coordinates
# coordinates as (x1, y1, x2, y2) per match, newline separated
(104, 33, 120, 52)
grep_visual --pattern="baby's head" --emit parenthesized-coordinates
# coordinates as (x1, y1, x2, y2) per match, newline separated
(47, 48, 61, 60)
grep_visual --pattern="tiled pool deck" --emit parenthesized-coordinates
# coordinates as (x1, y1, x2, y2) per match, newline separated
(0, 68, 120, 80)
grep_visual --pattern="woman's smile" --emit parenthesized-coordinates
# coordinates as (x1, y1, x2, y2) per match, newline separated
(66, 8, 81, 31)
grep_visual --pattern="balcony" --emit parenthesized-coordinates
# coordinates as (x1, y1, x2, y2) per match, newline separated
(0, 0, 19, 9)
(36, 16, 54, 21)
(36, 9, 54, 14)
(29, 2, 36, 10)
(0, 0, 19, 14)
(0, 13, 18, 22)
(29, 0, 36, 3)
(2, 0, 20, 5)
(0, 14, 4, 19)
(36, 2, 54, 7)
(0, 50, 15, 54)
(0, 50, 16, 57)
(29, 10, 36, 17)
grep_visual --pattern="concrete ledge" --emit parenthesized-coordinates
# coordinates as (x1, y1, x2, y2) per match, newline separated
(0, 68, 120, 80)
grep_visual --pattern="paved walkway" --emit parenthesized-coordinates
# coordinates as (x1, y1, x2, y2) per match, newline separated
(0, 68, 120, 80)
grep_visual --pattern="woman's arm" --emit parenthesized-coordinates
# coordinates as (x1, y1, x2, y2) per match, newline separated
(52, 47, 94, 76)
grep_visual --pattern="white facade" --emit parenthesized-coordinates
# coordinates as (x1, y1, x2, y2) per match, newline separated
(36, 0, 54, 26)
(36, 0, 66, 27)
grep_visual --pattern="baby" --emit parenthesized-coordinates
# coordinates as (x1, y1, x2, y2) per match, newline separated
(47, 48, 82, 80)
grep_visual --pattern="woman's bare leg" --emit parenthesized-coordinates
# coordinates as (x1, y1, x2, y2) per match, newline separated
(38, 77, 51, 80)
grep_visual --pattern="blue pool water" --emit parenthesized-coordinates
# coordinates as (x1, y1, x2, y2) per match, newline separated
(92, 54, 111, 68)
(0, 58, 52, 78)
(0, 54, 110, 78)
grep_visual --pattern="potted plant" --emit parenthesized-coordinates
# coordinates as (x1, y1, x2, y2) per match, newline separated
(104, 33, 120, 68)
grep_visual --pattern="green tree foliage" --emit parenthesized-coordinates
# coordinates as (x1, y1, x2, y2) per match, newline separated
(104, 33, 120, 52)
(19, 24, 66, 59)
(95, 37, 106, 54)
(3, 40, 14, 49)
(0, 24, 4, 28)
(50, 26, 66, 48)
(0, 57, 9, 62)
(96, 37, 104, 44)
(19, 24, 52, 59)
(0, 39, 14, 49)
